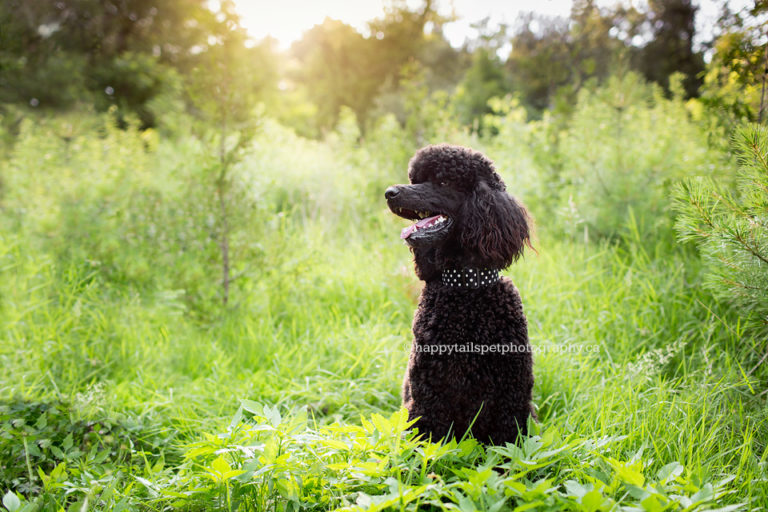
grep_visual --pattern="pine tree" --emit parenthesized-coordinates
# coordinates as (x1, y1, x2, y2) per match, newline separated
(673, 124, 768, 335)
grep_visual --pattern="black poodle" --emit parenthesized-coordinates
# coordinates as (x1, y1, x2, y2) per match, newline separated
(385, 144, 535, 445)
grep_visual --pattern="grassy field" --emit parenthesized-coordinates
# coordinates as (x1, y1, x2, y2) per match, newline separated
(1, 91, 767, 510)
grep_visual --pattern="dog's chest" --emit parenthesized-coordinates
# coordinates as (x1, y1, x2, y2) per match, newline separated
(412, 280, 527, 348)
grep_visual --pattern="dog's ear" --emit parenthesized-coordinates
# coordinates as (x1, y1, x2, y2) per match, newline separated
(459, 181, 532, 268)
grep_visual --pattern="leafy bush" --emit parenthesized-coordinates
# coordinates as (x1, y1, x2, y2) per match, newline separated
(456, 73, 733, 244)
(556, 72, 729, 241)
(1, 111, 272, 314)
(140, 407, 736, 511)
(90, 52, 179, 129)
(0, 397, 176, 499)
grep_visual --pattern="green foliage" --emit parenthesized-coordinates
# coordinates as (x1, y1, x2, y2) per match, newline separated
(394, 63, 459, 146)
(2, 0, 760, 139)
(2, 1, 768, 509)
(185, 4, 275, 129)
(149, 407, 736, 510)
(0, 51, 89, 109)
(505, 13, 573, 114)
(698, 3, 768, 122)
(1, 77, 767, 510)
(0, 0, 274, 128)
(0, 397, 177, 500)
(0, 111, 270, 313)
(289, 19, 379, 133)
(636, 0, 704, 97)
(502, 1, 670, 119)
(287, 2, 461, 135)
(90, 52, 180, 128)
(463, 72, 732, 244)
(556, 72, 729, 241)
(674, 124, 768, 338)
(453, 49, 509, 129)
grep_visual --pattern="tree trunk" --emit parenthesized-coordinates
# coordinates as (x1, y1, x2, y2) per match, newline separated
(218, 115, 230, 306)
(759, 43, 768, 124)
(218, 194, 230, 306)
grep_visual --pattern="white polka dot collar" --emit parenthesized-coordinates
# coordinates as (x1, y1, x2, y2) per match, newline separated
(440, 268, 500, 288)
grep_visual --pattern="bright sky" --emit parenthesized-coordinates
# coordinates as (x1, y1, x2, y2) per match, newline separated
(232, 0, 750, 50)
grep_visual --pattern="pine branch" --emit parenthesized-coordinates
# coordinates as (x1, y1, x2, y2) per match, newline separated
(674, 124, 768, 340)
(725, 224, 768, 267)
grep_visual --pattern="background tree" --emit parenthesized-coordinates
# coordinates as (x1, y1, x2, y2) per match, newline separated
(0, 0, 223, 124)
(289, 19, 379, 134)
(506, 13, 571, 114)
(566, 0, 640, 90)
(367, 0, 435, 82)
(185, 0, 276, 306)
(452, 18, 510, 129)
(635, 0, 704, 97)
(503, 2, 637, 119)
(288, 0, 455, 134)
(699, 2, 768, 121)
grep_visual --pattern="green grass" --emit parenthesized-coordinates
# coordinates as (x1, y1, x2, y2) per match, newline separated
(0, 109, 767, 511)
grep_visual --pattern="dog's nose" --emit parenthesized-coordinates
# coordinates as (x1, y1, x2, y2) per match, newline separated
(385, 186, 401, 200)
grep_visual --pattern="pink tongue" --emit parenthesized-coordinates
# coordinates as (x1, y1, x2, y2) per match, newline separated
(400, 215, 442, 239)
(400, 225, 416, 239)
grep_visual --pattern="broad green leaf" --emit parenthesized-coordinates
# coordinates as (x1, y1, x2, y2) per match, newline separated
(2, 491, 20, 512)
(370, 413, 391, 434)
(690, 483, 714, 504)
(640, 494, 665, 512)
(455, 491, 476, 512)
(656, 462, 683, 483)
(609, 458, 645, 487)
(625, 484, 651, 500)
(240, 399, 263, 416)
(263, 404, 282, 426)
(513, 501, 547, 512)
(321, 439, 349, 451)
(564, 480, 587, 498)
(582, 488, 605, 511)
(488, 497, 508, 512)
(503, 480, 527, 496)
(229, 405, 244, 430)
(211, 455, 232, 475)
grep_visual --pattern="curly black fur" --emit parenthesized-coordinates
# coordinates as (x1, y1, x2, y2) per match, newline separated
(385, 144, 535, 445)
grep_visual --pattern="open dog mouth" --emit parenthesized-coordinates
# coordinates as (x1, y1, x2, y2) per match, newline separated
(394, 208, 452, 240)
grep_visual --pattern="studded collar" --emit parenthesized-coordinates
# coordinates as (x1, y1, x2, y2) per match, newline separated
(440, 268, 500, 288)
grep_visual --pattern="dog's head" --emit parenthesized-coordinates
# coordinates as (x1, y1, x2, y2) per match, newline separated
(385, 144, 531, 276)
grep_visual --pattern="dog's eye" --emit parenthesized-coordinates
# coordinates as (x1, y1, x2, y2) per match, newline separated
(439, 181, 448, 186)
